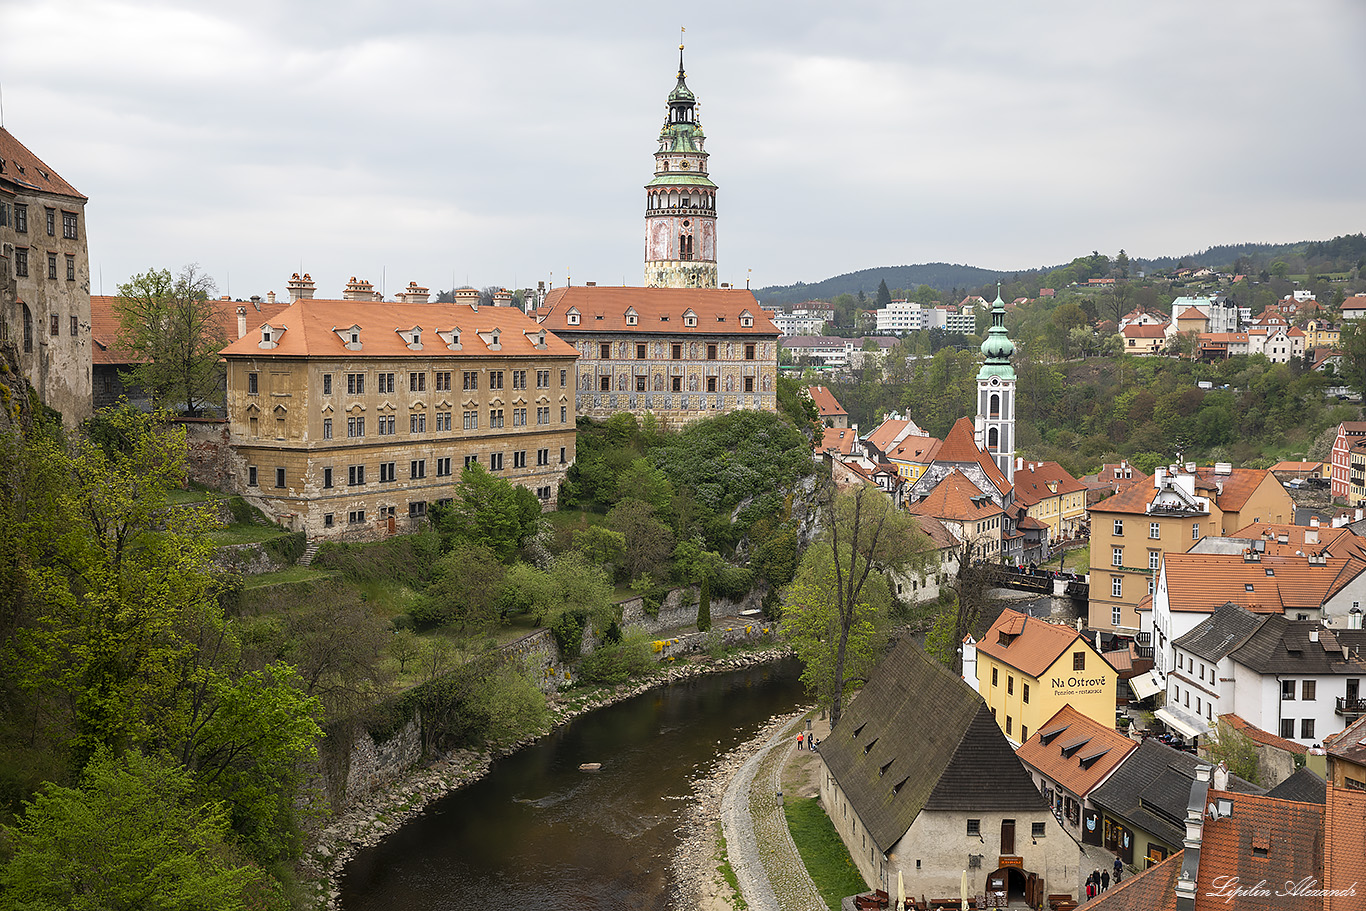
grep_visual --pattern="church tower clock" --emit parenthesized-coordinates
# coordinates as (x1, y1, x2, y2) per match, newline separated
(976, 285, 1017, 482)
(644, 44, 719, 289)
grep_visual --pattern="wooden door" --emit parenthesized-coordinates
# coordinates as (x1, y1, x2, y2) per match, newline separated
(1001, 819, 1015, 855)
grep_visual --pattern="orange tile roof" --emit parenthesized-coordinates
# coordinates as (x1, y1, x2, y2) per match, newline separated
(90, 294, 293, 367)
(1224, 521, 1366, 560)
(806, 385, 847, 418)
(1325, 786, 1366, 911)
(1087, 465, 1278, 517)
(0, 126, 86, 200)
(1177, 306, 1208, 320)
(973, 607, 1088, 678)
(1012, 461, 1086, 507)
(219, 299, 578, 360)
(1195, 789, 1324, 911)
(1323, 712, 1366, 766)
(888, 435, 941, 464)
(1084, 849, 1180, 911)
(535, 286, 777, 336)
(1219, 713, 1308, 755)
(1122, 323, 1167, 338)
(909, 514, 960, 551)
(865, 417, 925, 453)
(820, 426, 858, 456)
(1268, 460, 1326, 473)
(907, 469, 1004, 525)
(1015, 704, 1136, 797)
(1162, 551, 1366, 613)
(935, 416, 1011, 496)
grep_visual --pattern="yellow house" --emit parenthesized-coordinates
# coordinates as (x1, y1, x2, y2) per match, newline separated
(967, 608, 1117, 746)
(1303, 319, 1340, 351)
(1011, 460, 1088, 541)
(886, 433, 942, 483)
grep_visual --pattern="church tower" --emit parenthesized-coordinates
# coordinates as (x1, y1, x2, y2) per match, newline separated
(643, 44, 718, 289)
(976, 285, 1016, 482)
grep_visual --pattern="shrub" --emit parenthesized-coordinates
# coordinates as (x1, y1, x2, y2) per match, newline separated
(263, 531, 306, 565)
(578, 632, 654, 685)
(313, 528, 441, 588)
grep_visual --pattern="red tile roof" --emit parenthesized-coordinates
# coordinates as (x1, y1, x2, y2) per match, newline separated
(888, 435, 941, 464)
(935, 417, 1010, 496)
(1325, 786, 1366, 911)
(1322, 712, 1366, 766)
(90, 294, 293, 367)
(1012, 461, 1086, 507)
(974, 607, 1088, 678)
(1083, 849, 1181, 911)
(1162, 551, 1366, 613)
(1122, 323, 1167, 338)
(1015, 704, 1136, 797)
(1195, 789, 1324, 911)
(535, 286, 777, 336)
(219, 299, 578, 360)
(865, 417, 926, 454)
(1087, 465, 1280, 518)
(820, 426, 858, 456)
(907, 469, 1004, 525)
(1219, 713, 1308, 755)
(806, 385, 847, 418)
(0, 126, 86, 200)
(1223, 521, 1366, 560)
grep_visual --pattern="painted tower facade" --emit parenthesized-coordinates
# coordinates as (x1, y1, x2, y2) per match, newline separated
(975, 286, 1016, 482)
(643, 46, 718, 289)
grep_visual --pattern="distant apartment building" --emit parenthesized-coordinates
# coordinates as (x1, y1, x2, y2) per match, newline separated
(1331, 421, 1366, 501)
(0, 126, 93, 426)
(769, 306, 832, 335)
(220, 290, 578, 538)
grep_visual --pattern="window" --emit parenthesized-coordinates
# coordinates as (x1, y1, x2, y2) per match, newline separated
(1006, 716, 1012, 735)
(671, 343, 682, 360)
(1280, 718, 1295, 739)
(513, 408, 526, 426)
(489, 409, 504, 428)
(410, 413, 426, 434)
(1112, 547, 1123, 567)
(436, 412, 451, 431)
(410, 459, 426, 479)
(14, 204, 26, 233)
(707, 344, 717, 360)
(537, 485, 552, 499)
(464, 455, 479, 468)
(1031, 822, 1046, 838)
(1114, 519, 1123, 536)
(1282, 679, 1296, 701)
(1073, 652, 1085, 671)
(966, 819, 980, 837)
(1021, 726, 1028, 743)
(410, 372, 426, 392)
(560, 447, 566, 464)
(348, 510, 366, 525)
(490, 371, 503, 389)
(409, 501, 427, 518)
(247, 372, 259, 395)
(347, 373, 365, 395)
(248, 466, 257, 487)
(324, 513, 334, 528)
(636, 344, 647, 360)
(323, 418, 333, 440)
(635, 375, 647, 392)
(463, 371, 478, 391)
(323, 374, 333, 395)
(431, 457, 450, 478)
(537, 448, 549, 466)
(1192, 523, 1200, 540)
(323, 467, 333, 489)
(745, 343, 755, 360)
(1112, 603, 1122, 625)
(65, 254, 75, 280)
(1149, 551, 1160, 571)
(707, 376, 718, 393)
(560, 369, 567, 386)
(377, 415, 395, 435)
(463, 411, 479, 429)
(744, 376, 754, 393)
(45, 208, 55, 235)
(1301, 718, 1315, 740)
(1007, 676, 1014, 695)
(538, 406, 550, 424)
(1149, 522, 1161, 539)
(512, 370, 527, 389)
(1302, 680, 1316, 701)
(489, 452, 504, 470)
(560, 406, 567, 423)
(672, 376, 682, 392)
(249, 416, 258, 438)
(600, 375, 611, 392)
(347, 417, 365, 438)
(47, 252, 57, 279)
(275, 468, 286, 488)
(513, 450, 526, 469)
(14, 248, 28, 277)
(1148, 576, 1156, 595)
(436, 371, 452, 391)
(1022, 683, 1030, 704)
(992, 667, 998, 687)
(537, 370, 550, 388)
(62, 211, 78, 240)
(600, 343, 611, 359)
(379, 462, 396, 483)
(49, 314, 59, 336)
(348, 465, 365, 486)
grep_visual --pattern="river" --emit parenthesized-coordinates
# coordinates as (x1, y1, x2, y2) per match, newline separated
(339, 657, 806, 911)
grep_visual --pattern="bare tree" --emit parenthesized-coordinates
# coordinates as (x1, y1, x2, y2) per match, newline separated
(113, 265, 226, 416)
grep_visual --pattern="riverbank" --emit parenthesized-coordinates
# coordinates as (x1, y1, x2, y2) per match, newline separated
(298, 643, 795, 911)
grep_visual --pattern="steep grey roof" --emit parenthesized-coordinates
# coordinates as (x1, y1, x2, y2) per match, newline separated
(1088, 739, 1264, 849)
(1172, 602, 1266, 663)
(820, 636, 1046, 853)
(1265, 767, 1327, 804)
(1230, 616, 1366, 676)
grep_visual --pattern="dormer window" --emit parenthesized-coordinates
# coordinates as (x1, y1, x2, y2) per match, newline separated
(333, 325, 364, 351)
(683, 309, 697, 328)
(625, 307, 638, 326)
(437, 327, 463, 350)
(740, 310, 754, 328)
(397, 325, 424, 350)
(258, 322, 284, 350)
(567, 307, 580, 326)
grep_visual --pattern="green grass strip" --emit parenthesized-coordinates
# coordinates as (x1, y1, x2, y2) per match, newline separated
(785, 796, 867, 910)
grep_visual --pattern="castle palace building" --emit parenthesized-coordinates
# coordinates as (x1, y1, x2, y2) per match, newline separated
(220, 291, 578, 539)
(533, 285, 778, 424)
(0, 127, 93, 426)
(644, 45, 718, 289)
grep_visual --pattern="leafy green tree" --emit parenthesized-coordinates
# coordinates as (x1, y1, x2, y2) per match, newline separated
(113, 265, 226, 416)
(1206, 720, 1261, 785)
(876, 279, 892, 307)
(1341, 322, 1366, 399)
(417, 542, 507, 632)
(571, 524, 626, 572)
(0, 749, 283, 911)
(696, 577, 712, 632)
(608, 498, 675, 582)
(431, 462, 542, 561)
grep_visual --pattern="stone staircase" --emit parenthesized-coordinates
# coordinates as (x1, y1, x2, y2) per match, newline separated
(299, 542, 320, 566)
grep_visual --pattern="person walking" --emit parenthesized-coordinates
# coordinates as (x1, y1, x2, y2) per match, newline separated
(1113, 855, 1123, 884)
(1101, 870, 1110, 891)
(797, 732, 804, 750)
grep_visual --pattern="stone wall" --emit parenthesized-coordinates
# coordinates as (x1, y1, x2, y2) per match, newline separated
(214, 541, 292, 575)
(341, 716, 423, 803)
(179, 419, 233, 489)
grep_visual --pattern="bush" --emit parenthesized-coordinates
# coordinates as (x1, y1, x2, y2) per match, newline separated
(578, 632, 655, 685)
(313, 528, 441, 588)
(263, 531, 306, 565)
(710, 563, 754, 601)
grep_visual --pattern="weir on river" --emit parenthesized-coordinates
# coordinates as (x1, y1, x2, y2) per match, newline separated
(340, 657, 806, 911)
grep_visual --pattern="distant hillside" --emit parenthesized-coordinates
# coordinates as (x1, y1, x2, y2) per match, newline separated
(755, 263, 1009, 307)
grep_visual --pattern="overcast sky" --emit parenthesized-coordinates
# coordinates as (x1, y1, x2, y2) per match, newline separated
(3, 1, 1364, 300)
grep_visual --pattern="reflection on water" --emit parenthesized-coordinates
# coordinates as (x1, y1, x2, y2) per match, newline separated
(340, 658, 804, 911)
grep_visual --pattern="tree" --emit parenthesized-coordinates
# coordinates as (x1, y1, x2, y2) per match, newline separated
(1206, 720, 1260, 785)
(1340, 321, 1366, 399)
(431, 462, 542, 561)
(781, 483, 929, 725)
(0, 749, 283, 911)
(418, 542, 507, 633)
(876, 279, 892, 308)
(113, 265, 226, 416)
(607, 497, 675, 582)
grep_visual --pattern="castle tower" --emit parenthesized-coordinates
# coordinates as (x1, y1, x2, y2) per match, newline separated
(643, 44, 718, 289)
(976, 284, 1016, 482)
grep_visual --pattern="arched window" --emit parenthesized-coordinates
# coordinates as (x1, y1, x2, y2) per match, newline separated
(988, 427, 999, 450)
(990, 393, 1000, 418)
(22, 304, 33, 353)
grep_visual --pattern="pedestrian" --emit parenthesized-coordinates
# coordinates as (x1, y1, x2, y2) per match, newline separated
(1113, 856, 1123, 883)
(797, 732, 804, 750)
(1101, 870, 1110, 891)
(1086, 881, 1094, 900)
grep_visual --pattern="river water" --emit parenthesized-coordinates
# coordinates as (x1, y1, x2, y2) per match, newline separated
(340, 657, 806, 911)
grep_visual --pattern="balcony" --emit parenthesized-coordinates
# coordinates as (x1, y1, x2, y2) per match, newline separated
(1336, 696, 1366, 718)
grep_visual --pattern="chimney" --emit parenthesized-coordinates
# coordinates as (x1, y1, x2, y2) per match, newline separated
(343, 276, 376, 301)
(1174, 764, 1212, 910)
(1311, 628, 1320, 643)
(236, 307, 247, 339)
(1310, 516, 1320, 528)
(249, 295, 262, 311)
(454, 288, 480, 310)
(286, 273, 316, 303)
(1016, 456, 1024, 472)
(492, 289, 513, 307)
(267, 291, 276, 304)
(1306, 528, 1319, 545)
